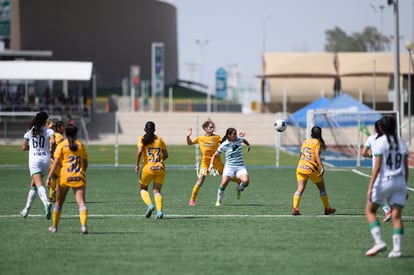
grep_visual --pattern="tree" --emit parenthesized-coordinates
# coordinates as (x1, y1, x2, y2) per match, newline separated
(324, 26, 391, 52)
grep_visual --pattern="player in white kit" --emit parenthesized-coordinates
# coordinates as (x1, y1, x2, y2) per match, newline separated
(20, 111, 55, 219)
(364, 116, 409, 258)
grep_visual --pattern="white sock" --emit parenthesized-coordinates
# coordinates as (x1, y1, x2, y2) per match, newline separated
(217, 188, 225, 201)
(370, 226, 383, 244)
(37, 185, 49, 207)
(382, 204, 391, 214)
(392, 234, 402, 252)
(24, 188, 37, 209)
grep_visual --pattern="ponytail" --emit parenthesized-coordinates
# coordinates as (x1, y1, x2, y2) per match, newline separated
(311, 126, 326, 151)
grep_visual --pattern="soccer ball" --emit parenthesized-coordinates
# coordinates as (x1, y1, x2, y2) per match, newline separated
(274, 119, 287, 132)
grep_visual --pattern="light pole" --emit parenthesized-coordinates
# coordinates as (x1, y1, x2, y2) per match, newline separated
(388, 0, 401, 130)
(406, 40, 413, 145)
(261, 15, 271, 113)
(195, 39, 209, 85)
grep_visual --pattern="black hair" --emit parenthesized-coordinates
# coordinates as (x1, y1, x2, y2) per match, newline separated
(221, 127, 237, 143)
(310, 126, 326, 151)
(54, 120, 65, 133)
(65, 124, 78, 151)
(29, 111, 48, 137)
(142, 121, 156, 146)
(378, 116, 399, 150)
(374, 119, 383, 138)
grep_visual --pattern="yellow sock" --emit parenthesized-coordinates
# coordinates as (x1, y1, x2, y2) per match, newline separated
(293, 193, 302, 209)
(79, 205, 88, 226)
(320, 194, 329, 209)
(49, 178, 57, 202)
(154, 193, 163, 211)
(191, 184, 201, 201)
(52, 206, 62, 227)
(140, 190, 152, 206)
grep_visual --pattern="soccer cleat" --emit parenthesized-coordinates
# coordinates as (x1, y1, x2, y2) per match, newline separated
(324, 208, 336, 215)
(156, 211, 164, 219)
(48, 226, 57, 233)
(45, 202, 52, 220)
(387, 250, 401, 258)
(189, 200, 196, 206)
(215, 200, 221, 207)
(383, 211, 391, 222)
(81, 226, 88, 234)
(292, 208, 301, 216)
(20, 208, 30, 218)
(145, 204, 155, 218)
(365, 242, 386, 256)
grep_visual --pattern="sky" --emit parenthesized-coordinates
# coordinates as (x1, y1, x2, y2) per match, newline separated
(166, 0, 414, 90)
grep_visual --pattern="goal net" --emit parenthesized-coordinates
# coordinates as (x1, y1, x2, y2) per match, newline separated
(306, 110, 399, 168)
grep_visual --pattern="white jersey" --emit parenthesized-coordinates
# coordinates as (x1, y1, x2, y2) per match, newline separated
(373, 135, 408, 179)
(217, 137, 245, 167)
(364, 133, 378, 168)
(24, 126, 55, 175)
(371, 135, 408, 206)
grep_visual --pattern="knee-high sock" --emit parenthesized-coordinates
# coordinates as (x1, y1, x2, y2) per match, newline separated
(191, 184, 201, 201)
(217, 187, 225, 201)
(49, 177, 57, 201)
(293, 191, 302, 209)
(382, 204, 391, 214)
(368, 220, 383, 244)
(154, 193, 163, 211)
(140, 190, 152, 206)
(52, 205, 62, 227)
(24, 187, 37, 209)
(392, 228, 403, 252)
(320, 191, 330, 208)
(79, 205, 88, 226)
(37, 185, 49, 207)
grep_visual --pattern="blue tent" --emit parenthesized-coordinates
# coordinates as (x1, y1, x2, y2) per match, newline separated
(286, 96, 331, 128)
(312, 93, 381, 128)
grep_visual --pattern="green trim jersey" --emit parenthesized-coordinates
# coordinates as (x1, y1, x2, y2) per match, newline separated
(217, 137, 245, 167)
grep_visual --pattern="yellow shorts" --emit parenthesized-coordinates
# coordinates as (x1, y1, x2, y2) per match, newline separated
(59, 178, 86, 189)
(140, 170, 166, 186)
(296, 171, 322, 184)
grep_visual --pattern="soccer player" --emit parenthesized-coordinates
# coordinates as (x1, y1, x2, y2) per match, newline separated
(46, 124, 89, 234)
(48, 120, 66, 202)
(292, 126, 336, 216)
(135, 121, 168, 219)
(20, 111, 55, 219)
(361, 120, 392, 222)
(365, 116, 409, 258)
(209, 127, 250, 206)
(186, 120, 242, 206)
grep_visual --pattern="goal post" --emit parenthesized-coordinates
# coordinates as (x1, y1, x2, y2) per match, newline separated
(306, 110, 399, 168)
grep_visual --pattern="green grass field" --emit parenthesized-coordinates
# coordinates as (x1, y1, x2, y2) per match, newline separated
(0, 145, 413, 275)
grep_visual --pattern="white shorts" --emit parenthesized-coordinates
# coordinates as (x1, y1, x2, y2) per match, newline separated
(223, 165, 248, 179)
(28, 158, 50, 177)
(371, 176, 407, 207)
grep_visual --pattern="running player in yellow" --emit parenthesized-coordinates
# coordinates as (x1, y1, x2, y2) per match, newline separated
(186, 120, 242, 206)
(46, 124, 89, 234)
(48, 120, 65, 202)
(292, 126, 336, 216)
(135, 121, 168, 219)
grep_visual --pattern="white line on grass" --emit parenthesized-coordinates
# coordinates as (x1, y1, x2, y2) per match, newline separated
(2, 214, 414, 219)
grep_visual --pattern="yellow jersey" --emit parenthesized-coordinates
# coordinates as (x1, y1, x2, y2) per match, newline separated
(297, 138, 321, 174)
(54, 139, 88, 187)
(192, 134, 222, 165)
(138, 135, 167, 174)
